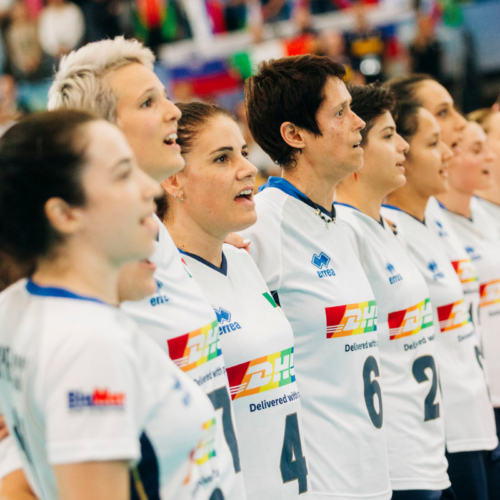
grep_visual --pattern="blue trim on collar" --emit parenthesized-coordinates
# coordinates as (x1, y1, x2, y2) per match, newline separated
(437, 200, 446, 210)
(259, 177, 335, 218)
(178, 249, 228, 276)
(337, 202, 384, 227)
(26, 279, 105, 304)
(382, 204, 426, 225)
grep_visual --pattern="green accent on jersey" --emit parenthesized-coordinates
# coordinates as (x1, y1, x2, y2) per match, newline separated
(263, 291, 278, 308)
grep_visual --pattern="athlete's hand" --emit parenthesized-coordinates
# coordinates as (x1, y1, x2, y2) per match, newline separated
(0, 416, 8, 440)
(224, 233, 251, 254)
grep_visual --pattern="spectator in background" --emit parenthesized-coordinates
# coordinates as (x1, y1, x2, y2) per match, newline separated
(410, 14, 442, 82)
(38, 0, 85, 57)
(346, 6, 384, 83)
(0, 74, 23, 135)
(6, 0, 48, 81)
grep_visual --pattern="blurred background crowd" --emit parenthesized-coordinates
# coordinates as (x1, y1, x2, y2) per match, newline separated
(0, 0, 499, 181)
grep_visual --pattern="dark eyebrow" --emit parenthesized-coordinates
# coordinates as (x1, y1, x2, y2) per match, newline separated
(381, 126, 395, 133)
(112, 158, 133, 171)
(210, 146, 233, 156)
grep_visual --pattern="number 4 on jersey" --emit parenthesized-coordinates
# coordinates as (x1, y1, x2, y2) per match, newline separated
(280, 412, 308, 494)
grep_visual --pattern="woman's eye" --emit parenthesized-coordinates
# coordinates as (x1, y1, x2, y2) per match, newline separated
(336, 110, 343, 117)
(384, 133, 393, 140)
(437, 109, 447, 117)
(215, 155, 227, 163)
(242, 150, 249, 158)
(141, 98, 152, 108)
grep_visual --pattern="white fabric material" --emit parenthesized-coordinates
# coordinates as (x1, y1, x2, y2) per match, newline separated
(0, 279, 212, 500)
(381, 206, 497, 452)
(336, 204, 448, 490)
(473, 197, 500, 242)
(240, 181, 391, 500)
(121, 215, 246, 500)
(38, 3, 84, 57)
(443, 202, 500, 408)
(182, 245, 310, 499)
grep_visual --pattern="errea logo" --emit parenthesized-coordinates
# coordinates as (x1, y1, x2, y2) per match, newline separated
(434, 219, 448, 237)
(214, 307, 241, 335)
(150, 279, 169, 307)
(386, 262, 403, 285)
(465, 246, 481, 261)
(428, 260, 445, 281)
(312, 252, 335, 278)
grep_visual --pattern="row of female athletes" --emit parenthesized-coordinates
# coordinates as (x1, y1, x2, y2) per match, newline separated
(0, 35, 500, 500)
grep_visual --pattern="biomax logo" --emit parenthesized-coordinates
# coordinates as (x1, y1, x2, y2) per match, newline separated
(325, 301, 377, 338)
(167, 320, 221, 372)
(311, 252, 336, 278)
(428, 260, 445, 281)
(68, 388, 125, 410)
(214, 307, 241, 334)
(388, 298, 433, 341)
(227, 347, 295, 400)
(451, 259, 478, 284)
(386, 262, 403, 285)
(150, 279, 169, 307)
(437, 300, 470, 332)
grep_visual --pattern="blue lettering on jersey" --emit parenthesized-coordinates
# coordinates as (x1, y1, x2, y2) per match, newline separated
(150, 279, 169, 307)
(68, 389, 125, 410)
(434, 219, 448, 237)
(386, 262, 403, 284)
(311, 252, 335, 278)
(214, 307, 241, 335)
(465, 246, 481, 261)
(428, 260, 445, 280)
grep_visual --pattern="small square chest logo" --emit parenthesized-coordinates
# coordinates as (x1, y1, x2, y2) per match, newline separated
(311, 252, 335, 278)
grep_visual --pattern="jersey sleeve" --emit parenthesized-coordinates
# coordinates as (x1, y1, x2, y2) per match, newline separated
(238, 195, 284, 292)
(0, 436, 23, 480)
(38, 325, 150, 465)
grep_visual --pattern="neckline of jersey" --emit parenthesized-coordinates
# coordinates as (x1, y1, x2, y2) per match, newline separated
(259, 176, 335, 218)
(382, 204, 426, 226)
(26, 279, 107, 304)
(436, 200, 474, 222)
(177, 248, 228, 276)
(334, 201, 385, 228)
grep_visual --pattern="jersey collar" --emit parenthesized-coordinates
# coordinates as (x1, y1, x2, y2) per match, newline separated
(382, 203, 426, 226)
(436, 200, 473, 222)
(26, 279, 106, 304)
(334, 202, 385, 228)
(260, 177, 335, 218)
(178, 249, 228, 276)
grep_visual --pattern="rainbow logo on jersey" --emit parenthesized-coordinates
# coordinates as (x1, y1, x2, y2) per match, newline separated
(226, 347, 295, 401)
(480, 279, 500, 308)
(167, 320, 221, 372)
(193, 418, 217, 466)
(451, 259, 478, 284)
(388, 298, 433, 340)
(325, 301, 377, 339)
(437, 300, 470, 332)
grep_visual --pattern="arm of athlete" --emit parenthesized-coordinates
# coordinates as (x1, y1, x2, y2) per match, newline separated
(53, 461, 129, 500)
(0, 470, 36, 500)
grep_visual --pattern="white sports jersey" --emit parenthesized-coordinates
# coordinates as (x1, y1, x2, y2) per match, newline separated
(181, 245, 310, 500)
(473, 196, 500, 242)
(240, 178, 391, 500)
(442, 203, 500, 408)
(426, 197, 482, 338)
(335, 203, 448, 490)
(121, 215, 246, 500)
(381, 206, 497, 452)
(0, 279, 212, 500)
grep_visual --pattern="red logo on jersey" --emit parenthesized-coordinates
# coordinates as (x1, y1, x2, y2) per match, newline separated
(437, 300, 470, 332)
(68, 389, 125, 409)
(325, 301, 377, 339)
(388, 298, 433, 340)
(479, 279, 500, 308)
(451, 259, 478, 284)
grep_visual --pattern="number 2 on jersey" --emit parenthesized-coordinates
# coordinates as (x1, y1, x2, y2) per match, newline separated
(280, 412, 308, 494)
(412, 355, 440, 421)
(363, 356, 383, 429)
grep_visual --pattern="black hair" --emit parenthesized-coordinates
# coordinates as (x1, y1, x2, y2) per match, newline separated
(385, 74, 434, 106)
(245, 54, 346, 169)
(347, 83, 397, 145)
(0, 109, 99, 261)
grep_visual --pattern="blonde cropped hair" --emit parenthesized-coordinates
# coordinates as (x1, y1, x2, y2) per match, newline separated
(468, 108, 495, 133)
(48, 36, 155, 122)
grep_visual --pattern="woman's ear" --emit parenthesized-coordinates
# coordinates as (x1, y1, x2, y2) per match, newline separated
(280, 122, 306, 150)
(161, 174, 180, 196)
(44, 198, 84, 236)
